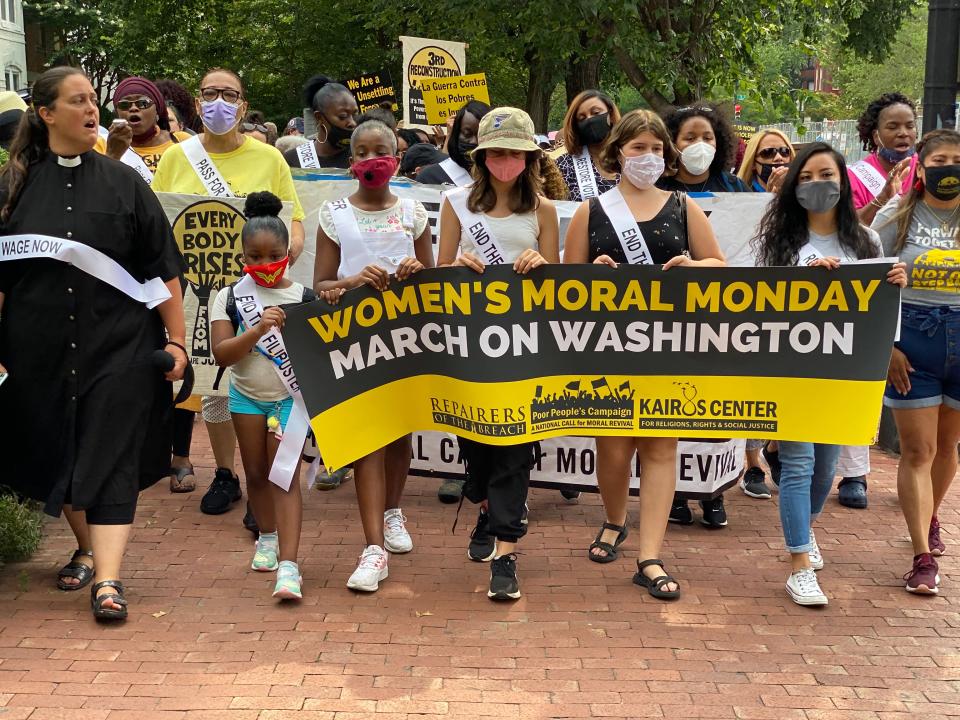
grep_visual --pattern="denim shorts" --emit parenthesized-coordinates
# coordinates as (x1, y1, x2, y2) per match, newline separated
(884, 302, 960, 410)
(228, 384, 294, 429)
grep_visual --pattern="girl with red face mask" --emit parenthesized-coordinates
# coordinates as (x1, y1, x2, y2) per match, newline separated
(313, 119, 435, 593)
(435, 107, 561, 602)
(210, 191, 314, 601)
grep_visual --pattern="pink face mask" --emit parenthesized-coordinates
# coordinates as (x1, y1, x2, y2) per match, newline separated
(485, 153, 526, 182)
(351, 155, 398, 189)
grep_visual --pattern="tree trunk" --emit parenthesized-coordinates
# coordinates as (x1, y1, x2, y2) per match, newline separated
(565, 33, 603, 104)
(524, 51, 556, 132)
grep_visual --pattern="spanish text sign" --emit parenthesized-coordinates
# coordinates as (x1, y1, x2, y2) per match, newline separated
(421, 73, 490, 125)
(283, 264, 899, 469)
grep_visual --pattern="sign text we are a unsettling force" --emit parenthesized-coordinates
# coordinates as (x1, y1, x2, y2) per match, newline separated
(283, 264, 900, 470)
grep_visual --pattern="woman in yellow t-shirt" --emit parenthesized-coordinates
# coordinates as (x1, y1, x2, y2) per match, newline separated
(152, 67, 305, 529)
(97, 76, 190, 174)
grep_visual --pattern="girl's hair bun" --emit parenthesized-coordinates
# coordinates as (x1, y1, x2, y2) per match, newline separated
(243, 191, 283, 219)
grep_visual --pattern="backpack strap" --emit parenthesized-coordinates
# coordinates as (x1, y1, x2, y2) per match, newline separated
(212, 283, 238, 392)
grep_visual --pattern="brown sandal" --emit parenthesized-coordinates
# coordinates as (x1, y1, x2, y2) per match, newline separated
(169, 465, 196, 493)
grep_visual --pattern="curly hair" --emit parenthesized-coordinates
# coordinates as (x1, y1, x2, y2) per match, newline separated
(538, 154, 568, 201)
(155, 78, 201, 133)
(663, 102, 736, 177)
(857, 92, 917, 152)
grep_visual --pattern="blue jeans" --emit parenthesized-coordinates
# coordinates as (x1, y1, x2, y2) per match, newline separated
(778, 441, 842, 553)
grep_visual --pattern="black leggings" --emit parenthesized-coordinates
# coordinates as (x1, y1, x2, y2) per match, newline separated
(172, 408, 194, 458)
(458, 438, 534, 543)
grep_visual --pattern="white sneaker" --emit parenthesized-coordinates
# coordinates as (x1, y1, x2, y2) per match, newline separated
(808, 530, 824, 571)
(786, 568, 828, 606)
(347, 545, 389, 592)
(383, 508, 413, 554)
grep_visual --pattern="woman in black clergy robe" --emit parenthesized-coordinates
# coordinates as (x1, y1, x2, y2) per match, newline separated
(0, 67, 187, 621)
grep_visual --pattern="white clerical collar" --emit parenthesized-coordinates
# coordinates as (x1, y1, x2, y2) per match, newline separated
(57, 155, 81, 168)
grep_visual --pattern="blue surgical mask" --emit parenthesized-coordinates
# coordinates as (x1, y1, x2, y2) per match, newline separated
(877, 140, 915, 165)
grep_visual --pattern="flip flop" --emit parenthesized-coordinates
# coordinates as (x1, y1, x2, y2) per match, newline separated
(169, 465, 197, 493)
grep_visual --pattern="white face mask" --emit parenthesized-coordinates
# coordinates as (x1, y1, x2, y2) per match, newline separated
(680, 141, 716, 176)
(621, 152, 665, 189)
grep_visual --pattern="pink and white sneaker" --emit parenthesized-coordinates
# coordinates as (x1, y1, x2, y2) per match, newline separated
(347, 545, 389, 592)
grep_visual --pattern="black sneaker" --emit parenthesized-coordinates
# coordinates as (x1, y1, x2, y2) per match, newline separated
(200, 468, 241, 515)
(468, 509, 496, 562)
(762, 445, 781, 487)
(242, 502, 259, 537)
(739, 467, 772, 499)
(437, 478, 465, 504)
(699, 496, 728, 528)
(488, 553, 521, 601)
(313, 467, 352, 491)
(669, 497, 693, 525)
(560, 488, 581, 504)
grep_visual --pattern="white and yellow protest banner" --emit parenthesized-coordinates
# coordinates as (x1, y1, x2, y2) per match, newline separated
(421, 73, 490, 125)
(399, 35, 467, 128)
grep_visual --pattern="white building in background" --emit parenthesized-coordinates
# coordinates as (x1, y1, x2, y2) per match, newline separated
(0, 0, 25, 91)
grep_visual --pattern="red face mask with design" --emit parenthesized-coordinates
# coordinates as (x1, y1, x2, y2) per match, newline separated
(244, 256, 289, 287)
(352, 155, 398, 188)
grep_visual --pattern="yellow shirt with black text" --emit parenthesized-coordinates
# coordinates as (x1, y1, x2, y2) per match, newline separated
(152, 135, 305, 221)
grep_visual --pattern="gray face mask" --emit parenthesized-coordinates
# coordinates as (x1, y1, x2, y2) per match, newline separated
(795, 180, 840, 213)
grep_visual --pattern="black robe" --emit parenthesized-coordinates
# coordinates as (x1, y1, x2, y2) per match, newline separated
(0, 150, 185, 515)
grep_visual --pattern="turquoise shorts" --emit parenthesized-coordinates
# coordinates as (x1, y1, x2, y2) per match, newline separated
(228, 384, 294, 429)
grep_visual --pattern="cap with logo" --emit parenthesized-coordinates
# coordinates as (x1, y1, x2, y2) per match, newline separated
(474, 107, 540, 153)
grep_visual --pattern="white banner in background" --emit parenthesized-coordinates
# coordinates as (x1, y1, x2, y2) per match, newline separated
(410, 432, 745, 498)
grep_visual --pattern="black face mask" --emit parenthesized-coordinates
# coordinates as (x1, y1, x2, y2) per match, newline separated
(757, 162, 788, 184)
(924, 164, 960, 201)
(577, 112, 611, 146)
(458, 139, 478, 164)
(321, 115, 352, 149)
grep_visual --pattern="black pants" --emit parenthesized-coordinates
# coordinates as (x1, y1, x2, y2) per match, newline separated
(458, 438, 534, 543)
(172, 408, 194, 458)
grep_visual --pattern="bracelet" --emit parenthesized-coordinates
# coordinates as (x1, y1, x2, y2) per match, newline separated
(165, 340, 188, 356)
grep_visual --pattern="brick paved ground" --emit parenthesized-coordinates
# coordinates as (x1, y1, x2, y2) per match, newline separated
(1, 425, 958, 719)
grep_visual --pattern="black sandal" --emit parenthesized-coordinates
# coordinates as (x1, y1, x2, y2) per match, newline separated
(632, 559, 681, 600)
(56, 549, 94, 591)
(169, 465, 197, 493)
(90, 580, 128, 621)
(588, 522, 628, 564)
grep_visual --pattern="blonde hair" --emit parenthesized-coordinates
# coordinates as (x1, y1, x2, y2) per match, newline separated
(598, 109, 678, 175)
(737, 129, 795, 187)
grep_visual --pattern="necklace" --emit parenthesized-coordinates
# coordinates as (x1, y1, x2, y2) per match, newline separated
(925, 200, 960, 234)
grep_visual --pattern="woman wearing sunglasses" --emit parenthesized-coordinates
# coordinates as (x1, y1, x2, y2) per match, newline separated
(737, 130, 795, 193)
(99, 76, 191, 178)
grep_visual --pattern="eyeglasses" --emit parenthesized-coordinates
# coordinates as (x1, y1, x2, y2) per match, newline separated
(116, 98, 154, 111)
(241, 122, 268, 134)
(200, 87, 242, 104)
(756, 146, 792, 160)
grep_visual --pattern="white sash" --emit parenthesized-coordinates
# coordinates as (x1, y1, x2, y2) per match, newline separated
(439, 157, 472, 187)
(181, 135, 234, 197)
(296, 141, 321, 169)
(327, 198, 416, 279)
(444, 188, 508, 265)
(849, 160, 886, 199)
(573, 147, 599, 199)
(120, 148, 154, 185)
(233, 274, 319, 491)
(597, 187, 654, 265)
(0, 234, 171, 308)
(797, 241, 825, 267)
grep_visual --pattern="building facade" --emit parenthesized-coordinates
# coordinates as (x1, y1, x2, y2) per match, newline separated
(0, 0, 24, 90)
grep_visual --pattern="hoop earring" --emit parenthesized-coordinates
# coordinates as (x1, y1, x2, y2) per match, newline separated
(316, 124, 328, 146)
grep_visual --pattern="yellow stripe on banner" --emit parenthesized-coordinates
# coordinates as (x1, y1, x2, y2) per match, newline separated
(310, 374, 887, 470)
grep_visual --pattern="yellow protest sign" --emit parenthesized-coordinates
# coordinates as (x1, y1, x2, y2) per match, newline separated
(420, 73, 490, 125)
